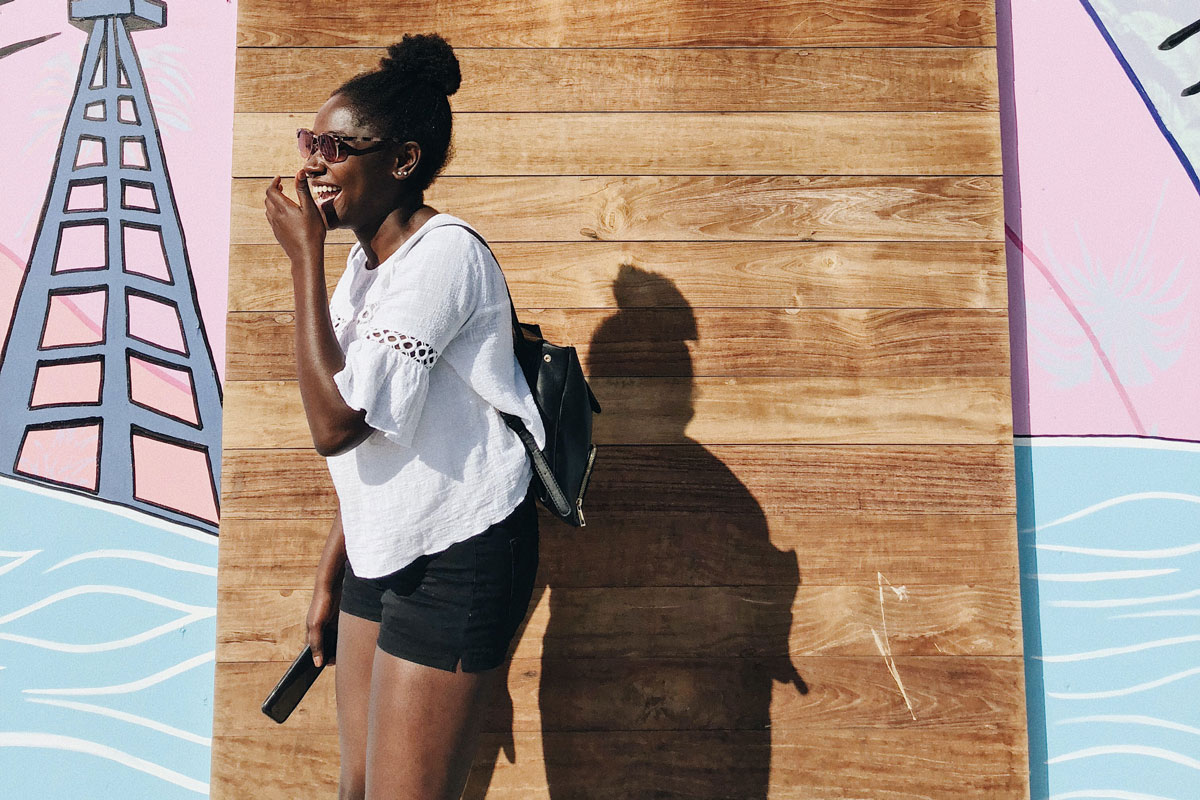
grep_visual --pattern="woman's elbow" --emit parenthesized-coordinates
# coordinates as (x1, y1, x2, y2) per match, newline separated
(311, 415, 370, 457)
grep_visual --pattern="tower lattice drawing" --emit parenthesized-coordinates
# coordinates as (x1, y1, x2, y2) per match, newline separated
(0, 0, 221, 532)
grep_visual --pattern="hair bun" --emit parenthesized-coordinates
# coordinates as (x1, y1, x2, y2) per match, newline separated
(380, 33, 461, 96)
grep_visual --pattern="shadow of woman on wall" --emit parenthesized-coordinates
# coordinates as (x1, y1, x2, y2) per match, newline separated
(467, 264, 805, 798)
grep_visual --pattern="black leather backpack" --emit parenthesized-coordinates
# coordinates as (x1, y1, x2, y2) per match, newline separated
(500, 311, 602, 526)
(447, 224, 602, 526)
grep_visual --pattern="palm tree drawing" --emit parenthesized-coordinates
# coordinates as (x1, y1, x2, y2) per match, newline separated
(1160, 17, 1200, 96)
(0, 0, 60, 62)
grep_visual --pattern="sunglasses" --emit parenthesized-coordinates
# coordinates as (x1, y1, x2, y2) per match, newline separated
(296, 128, 401, 163)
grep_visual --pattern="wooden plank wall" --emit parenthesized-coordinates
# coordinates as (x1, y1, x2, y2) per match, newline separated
(214, 1, 1027, 797)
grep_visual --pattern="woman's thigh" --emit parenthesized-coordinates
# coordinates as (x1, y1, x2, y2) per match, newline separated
(364, 649, 503, 800)
(335, 610, 381, 797)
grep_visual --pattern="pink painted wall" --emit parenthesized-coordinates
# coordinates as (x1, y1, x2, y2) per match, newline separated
(1, 2, 235, 380)
(1004, 0, 1198, 441)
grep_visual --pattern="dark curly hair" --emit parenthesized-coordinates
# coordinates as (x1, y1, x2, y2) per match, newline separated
(334, 33, 461, 194)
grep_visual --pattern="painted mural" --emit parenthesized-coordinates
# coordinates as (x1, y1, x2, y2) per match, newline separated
(1000, 1, 1200, 798)
(0, 1, 235, 796)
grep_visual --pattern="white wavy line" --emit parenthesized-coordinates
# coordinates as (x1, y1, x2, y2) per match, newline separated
(0, 550, 40, 577)
(0, 585, 212, 625)
(1015, 435, 1200, 454)
(0, 610, 213, 652)
(1049, 666, 1200, 700)
(1048, 745, 1200, 771)
(25, 698, 211, 746)
(1052, 587, 1200, 609)
(1114, 609, 1200, 619)
(24, 650, 214, 696)
(1018, 492, 1200, 534)
(44, 550, 217, 577)
(1040, 634, 1200, 663)
(1058, 715, 1200, 738)
(0, 732, 206, 794)
(1037, 569, 1177, 582)
(1036, 541, 1200, 559)
(0, 474, 218, 546)
(1049, 791, 1178, 800)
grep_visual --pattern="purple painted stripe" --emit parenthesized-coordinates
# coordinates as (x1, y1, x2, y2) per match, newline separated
(1006, 223, 1145, 435)
(1078, 0, 1200, 198)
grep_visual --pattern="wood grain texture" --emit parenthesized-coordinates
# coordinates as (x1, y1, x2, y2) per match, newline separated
(212, 727, 1025, 800)
(236, 47, 1001, 113)
(235, 0, 996, 48)
(217, 583, 1021, 662)
(217, 512, 1019, 589)
(222, 376, 1013, 448)
(230, 175, 1005, 244)
(227, 240, 1009, 312)
(221, 0, 1021, 793)
(219, 445, 1016, 519)
(235, 111, 1003, 177)
(216, 655, 1023, 733)
(225, 308, 1012, 380)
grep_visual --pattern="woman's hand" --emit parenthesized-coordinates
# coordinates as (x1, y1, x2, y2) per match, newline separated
(307, 512, 347, 668)
(264, 169, 326, 266)
(306, 575, 341, 667)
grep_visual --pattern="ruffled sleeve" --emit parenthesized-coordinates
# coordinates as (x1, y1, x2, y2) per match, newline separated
(332, 228, 480, 447)
(334, 337, 434, 447)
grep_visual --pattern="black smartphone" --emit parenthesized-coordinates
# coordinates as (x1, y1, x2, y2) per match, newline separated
(260, 634, 336, 724)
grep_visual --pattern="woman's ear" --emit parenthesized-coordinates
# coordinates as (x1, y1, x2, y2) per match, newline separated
(393, 141, 422, 180)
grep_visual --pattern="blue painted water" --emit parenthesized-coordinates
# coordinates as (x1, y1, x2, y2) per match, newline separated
(1019, 439, 1200, 800)
(0, 478, 216, 798)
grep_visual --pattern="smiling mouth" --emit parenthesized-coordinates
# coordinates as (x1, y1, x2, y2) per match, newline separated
(313, 184, 341, 204)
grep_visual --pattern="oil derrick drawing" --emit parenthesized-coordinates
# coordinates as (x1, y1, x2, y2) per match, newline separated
(0, 0, 221, 533)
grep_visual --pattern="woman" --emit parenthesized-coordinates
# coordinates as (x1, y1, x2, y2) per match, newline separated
(263, 34, 545, 800)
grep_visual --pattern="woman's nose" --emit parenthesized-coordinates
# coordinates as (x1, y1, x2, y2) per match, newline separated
(301, 152, 325, 175)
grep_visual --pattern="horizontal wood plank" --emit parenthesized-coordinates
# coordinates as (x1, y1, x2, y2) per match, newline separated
(225, 308, 1012, 380)
(221, 377, 1013, 448)
(227, 240, 1008, 312)
(211, 726, 1025, 800)
(215, 655, 1023, 733)
(216, 512, 1018, 589)
(235, 112, 1002, 177)
(235, 47, 1000, 114)
(221, 445, 1016, 518)
(216, 583, 1021, 662)
(230, 175, 1005, 244)
(235, 0, 996, 48)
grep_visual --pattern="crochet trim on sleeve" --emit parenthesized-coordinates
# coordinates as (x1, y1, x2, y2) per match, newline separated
(363, 328, 440, 368)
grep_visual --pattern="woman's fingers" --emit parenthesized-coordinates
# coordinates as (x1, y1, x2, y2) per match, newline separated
(308, 619, 328, 667)
(264, 175, 299, 209)
(307, 592, 330, 667)
(295, 169, 316, 211)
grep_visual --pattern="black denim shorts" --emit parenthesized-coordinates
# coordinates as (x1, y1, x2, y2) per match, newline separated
(339, 489, 539, 673)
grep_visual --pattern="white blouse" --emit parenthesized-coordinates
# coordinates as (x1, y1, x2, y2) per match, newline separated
(325, 213, 545, 579)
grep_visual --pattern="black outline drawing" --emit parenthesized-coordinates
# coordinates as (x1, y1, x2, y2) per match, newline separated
(0, 0, 223, 534)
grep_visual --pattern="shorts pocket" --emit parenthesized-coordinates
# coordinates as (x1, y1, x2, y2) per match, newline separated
(505, 532, 538, 638)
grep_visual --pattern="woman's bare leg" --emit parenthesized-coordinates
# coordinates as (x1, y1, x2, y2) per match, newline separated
(364, 650, 504, 800)
(335, 611, 381, 800)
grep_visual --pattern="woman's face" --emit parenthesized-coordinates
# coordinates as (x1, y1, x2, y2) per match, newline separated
(302, 93, 403, 231)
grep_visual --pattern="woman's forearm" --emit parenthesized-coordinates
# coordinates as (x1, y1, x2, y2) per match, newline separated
(291, 251, 370, 456)
(315, 507, 348, 587)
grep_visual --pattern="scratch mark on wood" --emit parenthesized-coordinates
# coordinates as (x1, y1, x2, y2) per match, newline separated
(871, 570, 917, 720)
